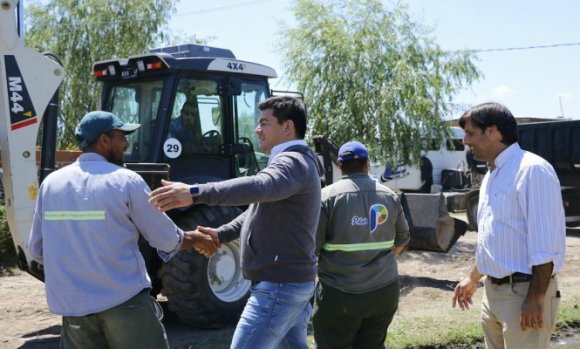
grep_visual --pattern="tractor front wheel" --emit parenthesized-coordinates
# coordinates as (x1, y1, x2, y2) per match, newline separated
(160, 206, 250, 328)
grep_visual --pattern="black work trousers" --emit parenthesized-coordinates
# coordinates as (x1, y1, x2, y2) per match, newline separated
(313, 279, 400, 349)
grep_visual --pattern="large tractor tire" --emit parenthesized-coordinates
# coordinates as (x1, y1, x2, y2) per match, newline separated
(465, 192, 479, 232)
(160, 205, 250, 328)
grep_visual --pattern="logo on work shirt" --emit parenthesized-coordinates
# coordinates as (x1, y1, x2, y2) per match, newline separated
(369, 204, 388, 233)
(352, 216, 368, 226)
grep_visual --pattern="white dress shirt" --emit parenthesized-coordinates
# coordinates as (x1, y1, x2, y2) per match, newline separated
(476, 143, 566, 278)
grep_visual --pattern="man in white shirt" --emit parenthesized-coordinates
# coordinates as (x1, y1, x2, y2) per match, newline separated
(451, 102, 565, 349)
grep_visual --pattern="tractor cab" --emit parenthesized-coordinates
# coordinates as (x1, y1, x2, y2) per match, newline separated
(93, 44, 274, 186)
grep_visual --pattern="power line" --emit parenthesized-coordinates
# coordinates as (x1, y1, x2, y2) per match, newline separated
(174, 0, 274, 17)
(456, 41, 580, 53)
(25, 0, 275, 27)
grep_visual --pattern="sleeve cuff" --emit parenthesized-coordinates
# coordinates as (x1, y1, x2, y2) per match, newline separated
(157, 229, 184, 262)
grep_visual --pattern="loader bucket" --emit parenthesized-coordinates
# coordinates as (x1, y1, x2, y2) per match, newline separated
(400, 193, 467, 253)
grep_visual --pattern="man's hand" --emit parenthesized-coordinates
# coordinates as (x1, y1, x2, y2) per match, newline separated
(197, 226, 220, 243)
(520, 294, 544, 331)
(181, 229, 220, 258)
(149, 179, 194, 211)
(520, 262, 553, 331)
(393, 245, 405, 256)
(452, 265, 483, 311)
(452, 277, 478, 310)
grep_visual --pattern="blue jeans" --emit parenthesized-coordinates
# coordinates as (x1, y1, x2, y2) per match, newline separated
(230, 281, 315, 349)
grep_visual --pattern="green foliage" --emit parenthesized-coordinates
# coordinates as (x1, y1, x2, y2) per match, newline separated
(279, 0, 481, 166)
(24, 0, 178, 149)
(0, 205, 17, 269)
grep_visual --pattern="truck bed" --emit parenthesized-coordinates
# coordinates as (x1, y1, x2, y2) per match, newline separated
(518, 119, 580, 188)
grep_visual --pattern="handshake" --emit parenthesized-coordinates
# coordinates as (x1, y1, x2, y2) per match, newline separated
(149, 179, 222, 258)
(181, 226, 221, 258)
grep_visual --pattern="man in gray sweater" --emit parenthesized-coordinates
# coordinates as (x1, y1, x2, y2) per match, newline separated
(149, 96, 324, 349)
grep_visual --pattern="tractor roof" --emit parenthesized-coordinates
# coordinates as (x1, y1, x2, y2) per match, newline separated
(93, 44, 277, 80)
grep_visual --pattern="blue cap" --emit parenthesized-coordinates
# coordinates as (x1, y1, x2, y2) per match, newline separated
(338, 141, 368, 162)
(75, 111, 140, 148)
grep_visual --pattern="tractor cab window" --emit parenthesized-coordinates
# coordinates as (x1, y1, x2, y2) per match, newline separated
(233, 79, 270, 174)
(105, 79, 163, 162)
(169, 78, 224, 156)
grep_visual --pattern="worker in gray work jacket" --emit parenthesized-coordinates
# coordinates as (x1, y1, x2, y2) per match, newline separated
(314, 140, 410, 349)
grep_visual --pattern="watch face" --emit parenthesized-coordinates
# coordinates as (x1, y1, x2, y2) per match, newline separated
(189, 186, 200, 196)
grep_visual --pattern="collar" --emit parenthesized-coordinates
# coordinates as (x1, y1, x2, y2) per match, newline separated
(493, 143, 521, 170)
(339, 173, 368, 180)
(78, 152, 107, 162)
(268, 139, 308, 165)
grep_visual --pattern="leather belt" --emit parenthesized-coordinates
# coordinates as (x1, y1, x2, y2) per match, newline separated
(488, 272, 532, 285)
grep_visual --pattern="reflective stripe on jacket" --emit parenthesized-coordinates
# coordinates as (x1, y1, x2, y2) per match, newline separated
(316, 173, 410, 294)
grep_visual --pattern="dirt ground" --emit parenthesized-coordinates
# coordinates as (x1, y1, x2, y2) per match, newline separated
(1, 228, 579, 349)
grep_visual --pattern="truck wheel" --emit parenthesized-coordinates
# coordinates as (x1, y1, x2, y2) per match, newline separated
(466, 193, 479, 232)
(160, 205, 250, 328)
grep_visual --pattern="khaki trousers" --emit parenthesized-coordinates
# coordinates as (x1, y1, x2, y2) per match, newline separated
(481, 276, 560, 349)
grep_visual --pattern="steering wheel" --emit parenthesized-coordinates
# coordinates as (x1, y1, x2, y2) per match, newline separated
(203, 130, 220, 138)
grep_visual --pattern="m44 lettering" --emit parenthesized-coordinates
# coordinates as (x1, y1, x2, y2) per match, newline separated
(227, 62, 246, 71)
(4, 55, 37, 129)
(8, 77, 25, 114)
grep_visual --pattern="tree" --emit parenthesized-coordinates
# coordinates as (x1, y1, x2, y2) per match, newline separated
(279, 0, 481, 166)
(24, 0, 177, 148)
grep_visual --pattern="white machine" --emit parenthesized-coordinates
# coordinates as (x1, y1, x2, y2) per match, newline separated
(0, 0, 65, 272)
(369, 127, 471, 193)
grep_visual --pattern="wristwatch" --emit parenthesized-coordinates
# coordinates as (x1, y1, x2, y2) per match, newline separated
(189, 185, 200, 198)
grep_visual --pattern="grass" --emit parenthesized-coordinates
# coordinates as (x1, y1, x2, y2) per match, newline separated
(553, 296, 580, 340)
(385, 307, 483, 349)
(384, 297, 580, 349)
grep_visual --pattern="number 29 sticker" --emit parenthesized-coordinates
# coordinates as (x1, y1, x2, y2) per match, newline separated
(163, 138, 182, 159)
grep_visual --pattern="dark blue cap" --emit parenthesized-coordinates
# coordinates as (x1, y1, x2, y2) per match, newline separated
(338, 141, 368, 162)
(75, 111, 140, 148)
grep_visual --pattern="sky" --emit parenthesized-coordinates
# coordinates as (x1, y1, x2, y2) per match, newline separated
(171, 0, 580, 120)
